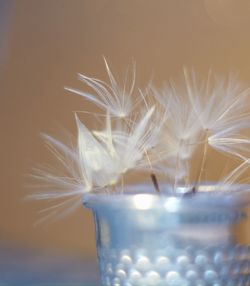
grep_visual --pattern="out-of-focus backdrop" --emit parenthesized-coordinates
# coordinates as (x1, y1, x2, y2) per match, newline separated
(1, 0, 250, 283)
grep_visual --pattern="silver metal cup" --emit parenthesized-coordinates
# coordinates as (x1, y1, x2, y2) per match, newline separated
(83, 185, 250, 286)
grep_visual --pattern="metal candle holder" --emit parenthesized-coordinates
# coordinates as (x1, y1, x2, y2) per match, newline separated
(84, 185, 250, 286)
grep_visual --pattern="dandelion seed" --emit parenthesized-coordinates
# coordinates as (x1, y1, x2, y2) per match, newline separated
(75, 114, 120, 188)
(184, 69, 250, 134)
(97, 106, 159, 172)
(221, 158, 250, 187)
(32, 104, 159, 214)
(183, 69, 250, 183)
(151, 83, 202, 187)
(65, 58, 136, 118)
(32, 64, 250, 219)
(29, 135, 92, 219)
(208, 124, 250, 161)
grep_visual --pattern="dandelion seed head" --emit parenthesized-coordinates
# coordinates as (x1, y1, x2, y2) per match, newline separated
(32, 63, 250, 219)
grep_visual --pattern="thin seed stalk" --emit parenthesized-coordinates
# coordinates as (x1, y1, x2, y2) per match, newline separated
(174, 139, 184, 192)
(144, 149, 160, 194)
(111, 184, 117, 193)
(197, 129, 209, 186)
(150, 173, 160, 193)
(121, 174, 124, 193)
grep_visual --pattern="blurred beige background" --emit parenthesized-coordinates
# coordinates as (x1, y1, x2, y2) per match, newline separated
(1, 0, 250, 259)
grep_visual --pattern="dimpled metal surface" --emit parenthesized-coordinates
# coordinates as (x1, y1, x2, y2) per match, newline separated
(84, 186, 250, 286)
(98, 243, 250, 286)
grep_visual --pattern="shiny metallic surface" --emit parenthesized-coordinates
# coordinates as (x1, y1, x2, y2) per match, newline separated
(155, 256, 170, 271)
(97, 245, 250, 285)
(204, 269, 218, 283)
(145, 270, 161, 285)
(186, 268, 198, 282)
(116, 269, 127, 280)
(176, 255, 190, 269)
(84, 185, 250, 285)
(135, 256, 151, 272)
(120, 254, 132, 267)
(128, 269, 142, 284)
(165, 270, 182, 285)
(195, 253, 209, 268)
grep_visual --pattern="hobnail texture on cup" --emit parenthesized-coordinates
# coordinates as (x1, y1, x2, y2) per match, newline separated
(83, 185, 250, 286)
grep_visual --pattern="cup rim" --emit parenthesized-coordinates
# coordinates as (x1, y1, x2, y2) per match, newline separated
(83, 183, 250, 212)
